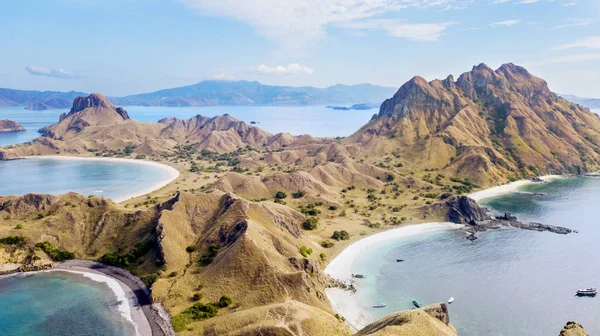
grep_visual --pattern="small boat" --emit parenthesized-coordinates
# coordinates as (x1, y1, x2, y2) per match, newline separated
(373, 302, 386, 308)
(351, 274, 365, 279)
(396, 259, 404, 262)
(576, 288, 597, 296)
(412, 299, 422, 308)
(448, 297, 455, 304)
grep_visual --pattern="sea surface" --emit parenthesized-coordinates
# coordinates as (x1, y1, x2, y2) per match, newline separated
(0, 157, 172, 200)
(0, 105, 375, 146)
(0, 272, 136, 336)
(350, 176, 600, 335)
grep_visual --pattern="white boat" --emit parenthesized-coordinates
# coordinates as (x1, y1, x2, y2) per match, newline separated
(448, 297, 455, 304)
(373, 302, 386, 308)
(576, 288, 597, 296)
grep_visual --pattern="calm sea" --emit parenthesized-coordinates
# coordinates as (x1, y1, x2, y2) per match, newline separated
(0, 272, 136, 336)
(0, 105, 376, 147)
(351, 177, 600, 335)
(0, 158, 172, 201)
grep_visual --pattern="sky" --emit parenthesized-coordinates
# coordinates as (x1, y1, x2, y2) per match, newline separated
(0, 0, 599, 97)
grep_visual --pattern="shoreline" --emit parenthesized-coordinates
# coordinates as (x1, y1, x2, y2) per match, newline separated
(324, 222, 463, 331)
(1, 260, 175, 336)
(468, 175, 564, 202)
(21, 155, 180, 203)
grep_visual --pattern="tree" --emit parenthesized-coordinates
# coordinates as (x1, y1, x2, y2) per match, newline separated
(303, 217, 319, 230)
(218, 295, 233, 308)
(274, 191, 287, 199)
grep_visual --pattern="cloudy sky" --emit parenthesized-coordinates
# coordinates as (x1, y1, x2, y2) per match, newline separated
(1, 0, 599, 97)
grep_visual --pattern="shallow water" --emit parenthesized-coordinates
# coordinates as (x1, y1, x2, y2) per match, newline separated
(351, 177, 600, 335)
(0, 272, 136, 336)
(0, 157, 172, 200)
(0, 105, 374, 147)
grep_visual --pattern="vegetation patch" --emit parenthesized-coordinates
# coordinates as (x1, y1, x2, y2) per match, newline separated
(172, 302, 219, 332)
(99, 241, 153, 268)
(35, 241, 75, 261)
(0, 236, 27, 246)
(199, 244, 220, 266)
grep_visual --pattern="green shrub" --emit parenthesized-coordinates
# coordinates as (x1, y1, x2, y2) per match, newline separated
(218, 295, 233, 308)
(192, 293, 203, 301)
(332, 230, 350, 241)
(99, 241, 152, 268)
(135, 154, 147, 160)
(292, 191, 306, 198)
(303, 217, 319, 230)
(35, 241, 75, 261)
(0, 236, 26, 246)
(320, 240, 334, 248)
(328, 205, 338, 211)
(141, 273, 159, 286)
(186, 245, 197, 253)
(299, 246, 313, 257)
(172, 302, 219, 332)
(274, 191, 287, 199)
(15, 224, 23, 229)
(169, 271, 178, 278)
(199, 244, 220, 266)
(319, 253, 327, 261)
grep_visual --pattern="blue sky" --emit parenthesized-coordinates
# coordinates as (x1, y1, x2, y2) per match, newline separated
(1, 0, 599, 97)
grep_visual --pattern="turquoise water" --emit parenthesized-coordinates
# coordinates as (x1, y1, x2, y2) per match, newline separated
(0, 272, 136, 336)
(0, 157, 172, 201)
(351, 177, 600, 335)
(0, 105, 374, 147)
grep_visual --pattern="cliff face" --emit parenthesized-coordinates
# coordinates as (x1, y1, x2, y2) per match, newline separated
(346, 63, 600, 186)
(559, 321, 589, 336)
(0, 119, 26, 132)
(356, 303, 457, 336)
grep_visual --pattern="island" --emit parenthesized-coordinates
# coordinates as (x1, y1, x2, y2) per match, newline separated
(1, 63, 599, 335)
(0, 119, 26, 132)
(326, 102, 380, 110)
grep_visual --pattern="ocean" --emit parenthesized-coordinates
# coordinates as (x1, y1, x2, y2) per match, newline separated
(0, 271, 136, 336)
(350, 176, 600, 335)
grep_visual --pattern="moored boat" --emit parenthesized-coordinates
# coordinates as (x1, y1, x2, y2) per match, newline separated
(351, 274, 365, 279)
(448, 297, 455, 304)
(412, 299, 422, 308)
(576, 288, 597, 296)
(396, 259, 404, 262)
(373, 302, 386, 308)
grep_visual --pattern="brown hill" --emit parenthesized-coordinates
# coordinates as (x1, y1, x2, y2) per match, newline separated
(345, 63, 600, 186)
(559, 321, 589, 336)
(0, 119, 25, 132)
(355, 303, 457, 336)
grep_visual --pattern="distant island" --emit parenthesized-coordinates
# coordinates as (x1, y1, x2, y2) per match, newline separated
(326, 103, 380, 110)
(0, 119, 25, 132)
(560, 94, 600, 109)
(0, 81, 396, 108)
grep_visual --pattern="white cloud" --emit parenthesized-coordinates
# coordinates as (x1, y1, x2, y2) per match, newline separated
(491, 0, 510, 3)
(490, 19, 521, 27)
(554, 18, 598, 29)
(519, 0, 541, 3)
(555, 36, 600, 50)
(25, 65, 82, 79)
(253, 63, 314, 77)
(340, 19, 454, 41)
(178, 0, 459, 49)
(533, 53, 600, 65)
(212, 73, 235, 80)
(563, 1, 577, 6)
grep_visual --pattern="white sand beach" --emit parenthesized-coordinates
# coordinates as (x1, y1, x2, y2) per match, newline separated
(22, 155, 180, 203)
(324, 222, 463, 331)
(468, 175, 564, 202)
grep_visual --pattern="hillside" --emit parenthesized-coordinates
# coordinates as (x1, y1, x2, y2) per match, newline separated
(345, 63, 600, 186)
(0, 88, 84, 109)
(0, 120, 25, 132)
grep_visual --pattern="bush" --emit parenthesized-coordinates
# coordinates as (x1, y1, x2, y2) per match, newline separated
(299, 246, 313, 257)
(192, 293, 203, 301)
(292, 191, 306, 198)
(35, 241, 75, 261)
(15, 224, 23, 229)
(320, 240, 334, 248)
(319, 253, 327, 261)
(0, 236, 26, 246)
(169, 271, 178, 278)
(303, 217, 319, 230)
(274, 191, 287, 199)
(332, 230, 350, 241)
(186, 245, 197, 253)
(218, 295, 233, 308)
(199, 244, 220, 266)
(141, 273, 159, 286)
(135, 154, 147, 160)
(172, 302, 219, 332)
(328, 205, 338, 211)
(100, 241, 152, 268)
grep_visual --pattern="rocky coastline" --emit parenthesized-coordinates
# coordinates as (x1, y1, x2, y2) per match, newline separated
(0, 119, 26, 132)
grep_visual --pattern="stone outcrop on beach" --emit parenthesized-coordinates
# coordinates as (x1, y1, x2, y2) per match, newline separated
(443, 195, 573, 239)
(0, 119, 25, 132)
(559, 321, 589, 336)
(355, 303, 457, 336)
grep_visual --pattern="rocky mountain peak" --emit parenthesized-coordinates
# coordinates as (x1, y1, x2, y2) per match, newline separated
(70, 93, 115, 113)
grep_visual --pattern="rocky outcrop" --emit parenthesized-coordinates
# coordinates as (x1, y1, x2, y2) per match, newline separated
(25, 102, 53, 110)
(0, 119, 25, 132)
(355, 303, 457, 336)
(443, 195, 572, 239)
(559, 321, 589, 336)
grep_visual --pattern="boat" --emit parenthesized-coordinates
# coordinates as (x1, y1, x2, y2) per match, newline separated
(412, 299, 422, 308)
(576, 288, 597, 296)
(448, 297, 455, 304)
(351, 274, 365, 279)
(396, 259, 404, 262)
(373, 302, 386, 308)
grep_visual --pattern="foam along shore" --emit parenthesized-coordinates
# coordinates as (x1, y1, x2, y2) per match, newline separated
(22, 155, 180, 203)
(324, 222, 463, 332)
(468, 175, 564, 202)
